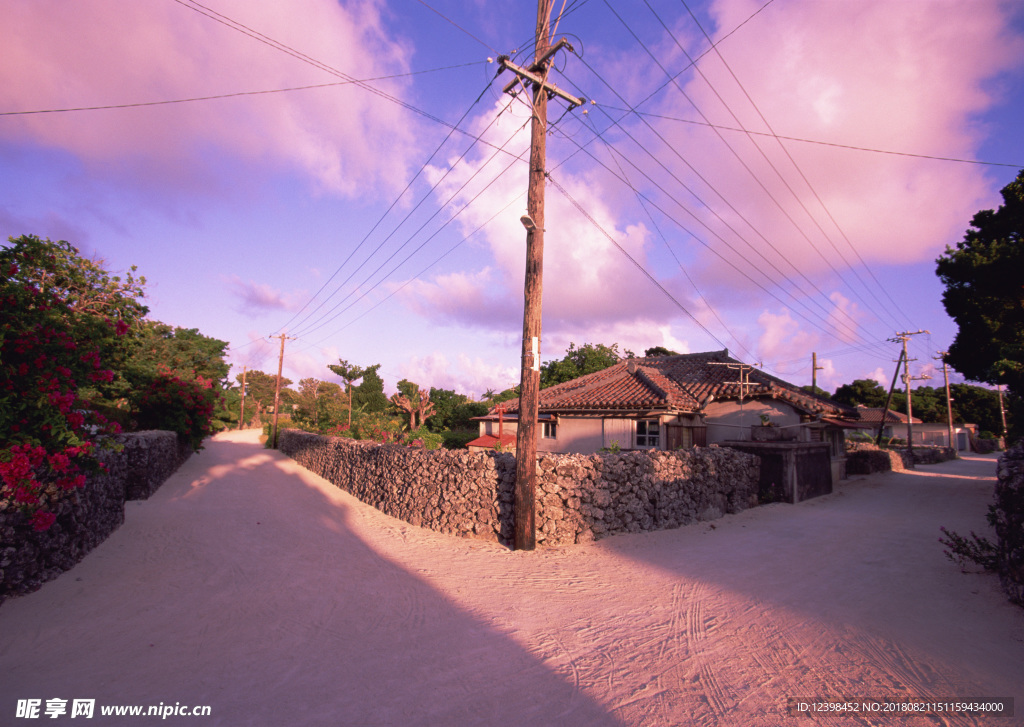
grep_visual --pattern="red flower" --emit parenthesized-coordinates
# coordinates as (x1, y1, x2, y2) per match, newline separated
(31, 510, 57, 532)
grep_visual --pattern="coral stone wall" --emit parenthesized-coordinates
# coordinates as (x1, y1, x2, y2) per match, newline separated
(994, 443, 1024, 605)
(0, 431, 191, 604)
(278, 429, 760, 547)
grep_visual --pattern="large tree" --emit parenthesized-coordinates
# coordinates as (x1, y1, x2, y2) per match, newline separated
(540, 342, 628, 388)
(326, 360, 365, 428)
(235, 370, 291, 421)
(831, 379, 888, 409)
(936, 170, 1024, 397)
(124, 321, 229, 391)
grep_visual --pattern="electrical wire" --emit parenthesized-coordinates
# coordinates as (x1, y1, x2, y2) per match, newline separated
(676, 0, 918, 332)
(608, 108, 1024, 169)
(275, 78, 501, 335)
(0, 63, 485, 116)
(548, 172, 733, 352)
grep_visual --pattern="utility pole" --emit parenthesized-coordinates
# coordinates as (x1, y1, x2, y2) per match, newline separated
(269, 334, 295, 449)
(811, 352, 824, 394)
(889, 330, 929, 466)
(498, 0, 583, 551)
(999, 385, 1007, 446)
(876, 349, 905, 447)
(238, 365, 248, 431)
(935, 352, 956, 455)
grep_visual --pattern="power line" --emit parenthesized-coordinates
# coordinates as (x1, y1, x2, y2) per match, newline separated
(611, 109, 1024, 169)
(416, 0, 498, 53)
(563, 58, 882, 352)
(275, 78, 500, 335)
(286, 110, 532, 341)
(547, 173, 732, 352)
(598, 1, 878, 343)
(634, 0, 905, 335)
(676, 0, 918, 332)
(0, 63, 485, 117)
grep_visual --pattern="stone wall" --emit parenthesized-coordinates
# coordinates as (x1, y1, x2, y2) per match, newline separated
(994, 443, 1024, 606)
(278, 429, 760, 547)
(846, 443, 957, 474)
(0, 431, 191, 605)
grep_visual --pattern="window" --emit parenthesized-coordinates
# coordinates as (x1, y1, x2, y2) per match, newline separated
(636, 420, 660, 448)
(541, 421, 557, 439)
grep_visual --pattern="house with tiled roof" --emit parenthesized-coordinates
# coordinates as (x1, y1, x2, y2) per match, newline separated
(852, 405, 977, 451)
(480, 350, 855, 460)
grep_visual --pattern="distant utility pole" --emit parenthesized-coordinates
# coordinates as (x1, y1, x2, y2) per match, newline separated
(811, 352, 825, 394)
(935, 352, 956, 455)
(269, 334, 296, 449)
(889, 330, 929, 465)
(498, 0, 583, 552)
(998, 385, 1009, 447)
(238, 365, 248, 431)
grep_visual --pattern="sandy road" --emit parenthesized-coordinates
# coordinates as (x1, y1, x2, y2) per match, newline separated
(1, 430, 1022, 726)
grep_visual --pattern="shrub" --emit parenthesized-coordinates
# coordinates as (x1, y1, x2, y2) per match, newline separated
(134, 368, 220, 451)
(941, 442, 1024, 607)
(1, 240, 127, 529)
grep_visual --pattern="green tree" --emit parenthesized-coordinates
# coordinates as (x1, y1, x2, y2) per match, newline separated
(540, 342, 626, 388)
(126, 322, 229, 385)
(832, 379, 888, 408)
(351, 364, 388, 413)
(644, 346, 679, 357)
(236, 370, 291, 424)
(949, 383, 1017, 438)
(937, 170, 1024, 399)
(292, 378, 336, 429)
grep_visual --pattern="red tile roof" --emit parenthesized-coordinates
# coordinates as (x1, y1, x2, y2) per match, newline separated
(466, 433, 518, 450)
(502, 350, 850, 417)
(854, 406, 921, 425)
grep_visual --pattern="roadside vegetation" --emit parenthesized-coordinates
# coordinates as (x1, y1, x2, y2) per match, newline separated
(1, 235, 226, 531)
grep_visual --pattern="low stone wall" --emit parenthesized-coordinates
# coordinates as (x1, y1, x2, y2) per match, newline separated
(0, 431, 191, 605)
(994, 443, 1024, 605)
(846, 443, 957, 474)
(278, 429, 760, 547)
(846, 445, 906, 474)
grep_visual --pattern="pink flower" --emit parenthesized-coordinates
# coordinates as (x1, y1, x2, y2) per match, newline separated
(31, 510, 56, 531)
(115, 319, 129, 336)
(49, 453, 71, 473)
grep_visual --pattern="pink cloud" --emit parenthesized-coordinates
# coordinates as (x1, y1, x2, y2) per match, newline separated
(650, 0, 1022, 285)
(226, 275, 299, 312)
(0, 0, 416, 198)
(399, 99, 689, 336)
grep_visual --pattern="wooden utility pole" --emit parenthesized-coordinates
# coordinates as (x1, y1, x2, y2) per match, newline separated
(936, 352, 956, 455)
(238, 365, 248, 430)
(889, 330, 929, 466)
(876, 349, 905, 446)
(269, 334, 295, 449)
(998, 385, 1009, 448)
(811, 352, 824, 394)
(498, 0, 582, 551)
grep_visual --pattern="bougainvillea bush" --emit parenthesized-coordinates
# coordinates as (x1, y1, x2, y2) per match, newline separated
(134, 368, 221, 452)
(1, 236, 142, 530)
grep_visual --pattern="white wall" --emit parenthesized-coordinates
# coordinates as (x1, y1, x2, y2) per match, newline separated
(704, 400, 801, 444)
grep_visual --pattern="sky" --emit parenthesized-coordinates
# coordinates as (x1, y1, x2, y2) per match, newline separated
(2, 0, 1023, 400)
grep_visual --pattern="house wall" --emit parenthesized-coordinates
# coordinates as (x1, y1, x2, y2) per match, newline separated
(279, 429, 760, 547)
(704, 399, 801, 444)
(544, 417, 604, 454)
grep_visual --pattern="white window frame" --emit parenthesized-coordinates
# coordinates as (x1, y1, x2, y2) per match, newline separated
(540, 420, 557, 439)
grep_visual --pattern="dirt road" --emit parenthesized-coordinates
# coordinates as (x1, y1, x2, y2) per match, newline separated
(1, 430, 1022, 725)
